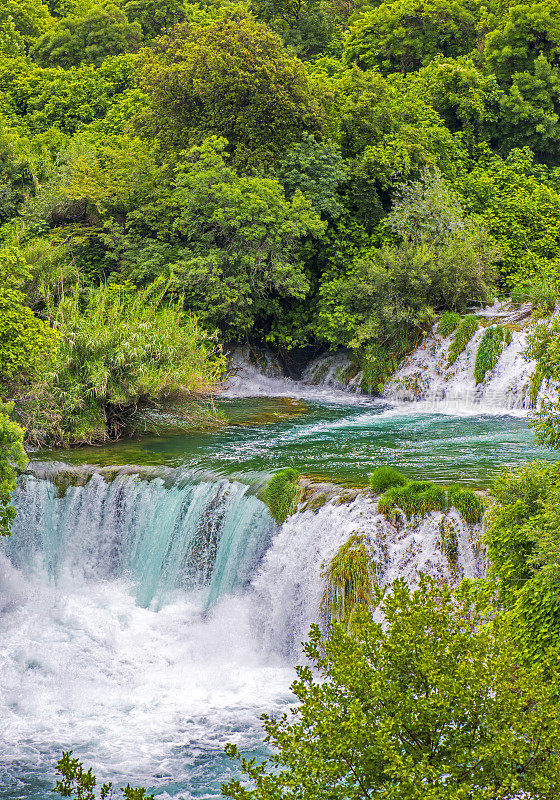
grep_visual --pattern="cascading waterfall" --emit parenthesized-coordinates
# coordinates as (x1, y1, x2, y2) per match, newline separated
(0, 461, 484, 798)
(383, 324, 536, 412)
(8, 469, 274, 609)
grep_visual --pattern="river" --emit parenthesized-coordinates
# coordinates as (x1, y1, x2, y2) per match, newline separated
(0, 365, 556, 799)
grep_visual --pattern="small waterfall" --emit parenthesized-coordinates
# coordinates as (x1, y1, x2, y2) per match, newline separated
(383, 325, 535, 412)
(301, 351, 363, 393)
(8, 469, 274, 609)
(251, 496, 484, 658)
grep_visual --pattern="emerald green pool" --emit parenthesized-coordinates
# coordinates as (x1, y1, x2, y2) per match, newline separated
(33, 397, 556, 487)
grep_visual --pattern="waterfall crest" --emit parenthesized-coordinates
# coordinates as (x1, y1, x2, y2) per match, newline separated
(8, 469, 273, 609)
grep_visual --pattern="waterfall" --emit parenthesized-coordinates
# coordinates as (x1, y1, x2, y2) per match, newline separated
(7, 469, 274, 609)
(383, 325, 536, 412)
(0, 463, 485, 798)
(251, 496, 484, 658)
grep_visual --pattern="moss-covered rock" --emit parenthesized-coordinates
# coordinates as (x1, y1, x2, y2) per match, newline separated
(262, 468, 303, 525)
(322, 534, 376, 628)
(447, 316, 479, 366)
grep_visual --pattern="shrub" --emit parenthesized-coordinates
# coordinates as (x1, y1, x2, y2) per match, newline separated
(18, 282, 224, 446)
(437, 311, 460, 337)
(474, 325, 504, 384)
(322, 534, 375, 628)
(224, 577, 560, 800)
(448, 486, 484, 524)
(369, 466, 407, 492)
(378, 479, 447, 518)
(263, 468, 302, 525)
(447, 315, 479, 365)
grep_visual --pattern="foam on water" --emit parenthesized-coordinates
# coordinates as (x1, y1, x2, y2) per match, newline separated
(0, 469, 484, 798)
(383, 325, 535, 413)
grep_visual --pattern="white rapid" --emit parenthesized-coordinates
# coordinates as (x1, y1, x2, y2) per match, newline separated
(383, 324, 535, 413)
(0, 467, 484, 798)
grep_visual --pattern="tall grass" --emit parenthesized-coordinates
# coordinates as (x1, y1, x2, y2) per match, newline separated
(21, 282, 225, 445)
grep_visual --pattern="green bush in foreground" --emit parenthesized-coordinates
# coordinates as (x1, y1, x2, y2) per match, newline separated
(54, 751, 153, 799)
(263, 468, 302, 525)
(437, 311, 460, 337)
(474, 325, 504, 384)
(224, 577, 560, 800)
(447, 315, 479, 365)
(448, 486, 484, 523)
(369, 466, 407, 492)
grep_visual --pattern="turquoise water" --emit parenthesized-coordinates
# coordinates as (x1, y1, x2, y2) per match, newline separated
(2, 393, 557, 800)
(35, 397, 557, 487)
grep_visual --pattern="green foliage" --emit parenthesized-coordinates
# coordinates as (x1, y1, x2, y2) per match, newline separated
(123, 136, 325, 338)
(224, 576, 560, 800)
(368, 466, 407, 492)
(123, 0, 185, 39)
(378, 479, 447, 519)
(21, 282, 224, 446)
(525, 317, 560, 448)
(322, 534, 375, 628)
(458, 149, 560, 285)
(31, 8, 143, 68)
(345, 0, 480, 75)
(387, 169, 467, 245)
(54, 751, 154, 799)
(474, 324, 504, 384)
(136, 17, 325, 166)
(484, 1, 560, 84)
(318, 240, 493, 356)
(447, 314, 479, 365)
(275, 133, 347, 218)
(251, 0, 343, 60)
(262, 468, 302, 525)
(448, 485, 484, 523)
(485, 461, 560, 592)
(486, 461, 560, 661)
(0, 245, 60, 385)
(0, 401, 27, 536)
(437, 311, 460, 337)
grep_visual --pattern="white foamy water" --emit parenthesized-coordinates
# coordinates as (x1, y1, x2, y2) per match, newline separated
(383, 325, 535, 413)
(0, 470, 483, 798)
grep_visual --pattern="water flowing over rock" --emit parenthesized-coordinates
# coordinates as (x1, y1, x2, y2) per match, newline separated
(383, 324, 536, 412)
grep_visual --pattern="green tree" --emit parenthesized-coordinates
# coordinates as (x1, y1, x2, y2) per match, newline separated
(54, 751, 154, 800)
(123, 0, 185, 38)
(344, 0, 481, 75)
(0, 402, 27, 537)
(0, 245, 60, 387)
(250, 0, 343, 60)
(457, 147, 560, 287)
(485, 461, 560, 661)
(223, 576, 560, 800)
(275, 133, 347, 218)
(0, 0, 53, 45)
(136, 17, 325, 166)
(31, 6, 143, 68)
(484, 0, 560, 84)
(124, 137, 325, 337)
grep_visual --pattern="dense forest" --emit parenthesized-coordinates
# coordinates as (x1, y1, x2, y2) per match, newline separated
(3, 0, 560, 448)
(3, 0, 560, 797)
